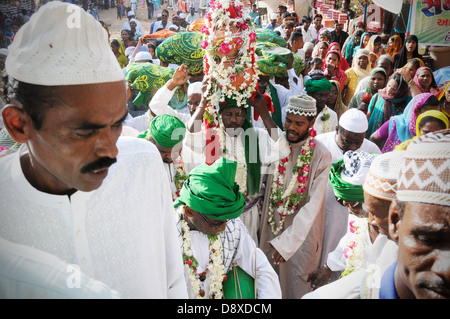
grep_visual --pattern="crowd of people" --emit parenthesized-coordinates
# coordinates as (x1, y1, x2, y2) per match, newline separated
(0, 0, 449, 301)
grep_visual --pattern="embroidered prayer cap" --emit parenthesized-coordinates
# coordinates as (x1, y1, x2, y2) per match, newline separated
(341, 151, 377, 186)
(396, 129, 450, 206)
(339, 109, 368, 133)
(174, 157, 246, 220)
(6, 1, 124, 86)
(149, 114, 186, 148)
(329, 152, 375, 203)
(285, 94, 317, 117)
(187, 81, 203, 96)
(304, 76, 332, 93)
(363, 150, 406, 201)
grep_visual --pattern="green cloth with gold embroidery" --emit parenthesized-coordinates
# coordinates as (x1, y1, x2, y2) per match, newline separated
(125, 62, 187, 110)
(255, 28, 287, 47)
(257, 47, 305, 78)
(156, 32, 204, 75)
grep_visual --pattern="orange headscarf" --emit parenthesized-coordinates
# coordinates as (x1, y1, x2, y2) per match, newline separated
(386, 35, 402, 57)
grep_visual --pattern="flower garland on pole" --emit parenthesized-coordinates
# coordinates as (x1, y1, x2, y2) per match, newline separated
(268, 128, 317, 235)
(201, 0, 259, 165)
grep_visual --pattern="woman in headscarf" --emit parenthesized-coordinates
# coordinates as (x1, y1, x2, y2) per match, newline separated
(366, 72, 412, 138)
(312, 41, 329, 59)
(120, 29, 137, 49)
(393, 110, 449, 151)
(328, 42, 350, 71)
(352, 31, 371, 60)
(438, 82, 450, 120)
(365, 35, 384, 60)
(385, 35, 402, 58)
(369, 93, 440, 152)
(343, 49, 371, 105)
(342, 29, 363, 66)
(322, 50, 347, 91)
(411, 66, 440, 96)
(110, 39, 128, 68)
(327, 79, 348, 120)
(348, 67, 387, 110)
(393, 34, 422, 69)
(318, 27, 332, 44)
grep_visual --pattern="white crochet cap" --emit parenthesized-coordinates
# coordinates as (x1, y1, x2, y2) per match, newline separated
(339, 109, 368, 133)
(286, 94, 317, 117)
(187, 81, 203, 96)
(363, 150, 405, 201)
(135, 51, 153, 62)
(6, 1, 124, 86)
(271, 13, 278, 20)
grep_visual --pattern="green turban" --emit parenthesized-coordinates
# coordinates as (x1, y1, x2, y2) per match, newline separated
(305, 77, 332, 93)
(149, 114, 186, 148)
(174, 158, 246, 220)
(329, 159, 365, 203)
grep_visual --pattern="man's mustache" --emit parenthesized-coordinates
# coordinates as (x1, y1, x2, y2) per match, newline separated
(80, 157, 117, 174)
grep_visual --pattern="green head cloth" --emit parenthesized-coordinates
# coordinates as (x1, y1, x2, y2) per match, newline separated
(149, 114, 186, 148)
(174, 158, 246, 220)
(329, 151, 377, 203)
(305, 77, 332, 94)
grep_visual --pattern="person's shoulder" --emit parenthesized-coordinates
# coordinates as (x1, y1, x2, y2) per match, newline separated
(362, 138, 381, 154)
(116, 136, 160, 159)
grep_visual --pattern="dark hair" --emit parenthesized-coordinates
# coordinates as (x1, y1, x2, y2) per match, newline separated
(354, 29, 363, 38)
(422, 95, 439, 108)
(290, 31, 303, 42)
(407, 58, 422, 70)
(314, 14, 323, 20)
(418, 116, 447, 132)
(282, 12, 291, 19)
(1, 75, 57, 130)
(111, 39, 120, 47)
(302, 16, 311, 23)
(284, 21, 295, 29)
(394, 34, 420, 69)
(373, 35, 381, 44)
(312, 57, 323, 66)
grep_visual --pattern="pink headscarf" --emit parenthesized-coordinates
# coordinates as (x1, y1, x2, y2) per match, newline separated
(413, 67, 439, 96)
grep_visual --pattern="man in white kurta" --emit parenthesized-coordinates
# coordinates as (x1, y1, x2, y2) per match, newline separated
(183, 94, 291, 244)
(259, 94, 332, 299)
(173, 158, 281, 299)
(0, 138, 188, 298)
(0, 2, 187, 299)
(315, 109, 381, 270)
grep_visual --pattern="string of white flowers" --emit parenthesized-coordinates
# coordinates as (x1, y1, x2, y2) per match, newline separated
(180, 205, 225, 299)
(322, 106, 332, 133)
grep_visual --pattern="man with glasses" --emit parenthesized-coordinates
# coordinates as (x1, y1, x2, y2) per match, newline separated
(151, 8, 173, 33)
(315, 109, 380, 277)
(174, 158, 281, 299)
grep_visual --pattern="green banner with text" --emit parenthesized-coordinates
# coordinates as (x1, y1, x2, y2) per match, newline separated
(410, 0, 450, 46)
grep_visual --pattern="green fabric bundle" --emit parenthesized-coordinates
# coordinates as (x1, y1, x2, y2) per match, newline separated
(257, 52, 305, 78)
(329, 159, 365, 203)
(125, 62, 187, 109)
(255, 28, 287, 47)
(174, 158, 246, 220)
(305, 77, 333, 93)
(156, 31, 204, 75)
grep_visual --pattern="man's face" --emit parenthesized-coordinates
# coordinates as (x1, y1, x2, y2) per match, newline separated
(335, 127, 366, 153)
(391, 201, 450, 299)
(283, 24, 293, 38)
(284, 113, 314, 144)
(376, 57, 393, 77)
(187, 93, 202, 115)
(309, 90, 329, 113)
(335, 22, 343, 32)
(364, 192, 391, 237)
(219, 107, 246, 131)
(161, 11, 168, 23)
(153, 140, 182, 164)
(314, 17, 322, 28)
(23, 81, 127, 194)
(185, 206, 226, 235)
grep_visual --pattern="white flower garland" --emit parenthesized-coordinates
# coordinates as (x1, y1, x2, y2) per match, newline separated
(341, 218, 369, 277)
(268, 128, 317, 235)
(180, 205, 226, 299)
(218, 123, 248, 196)
(321, 106, 332, 133)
